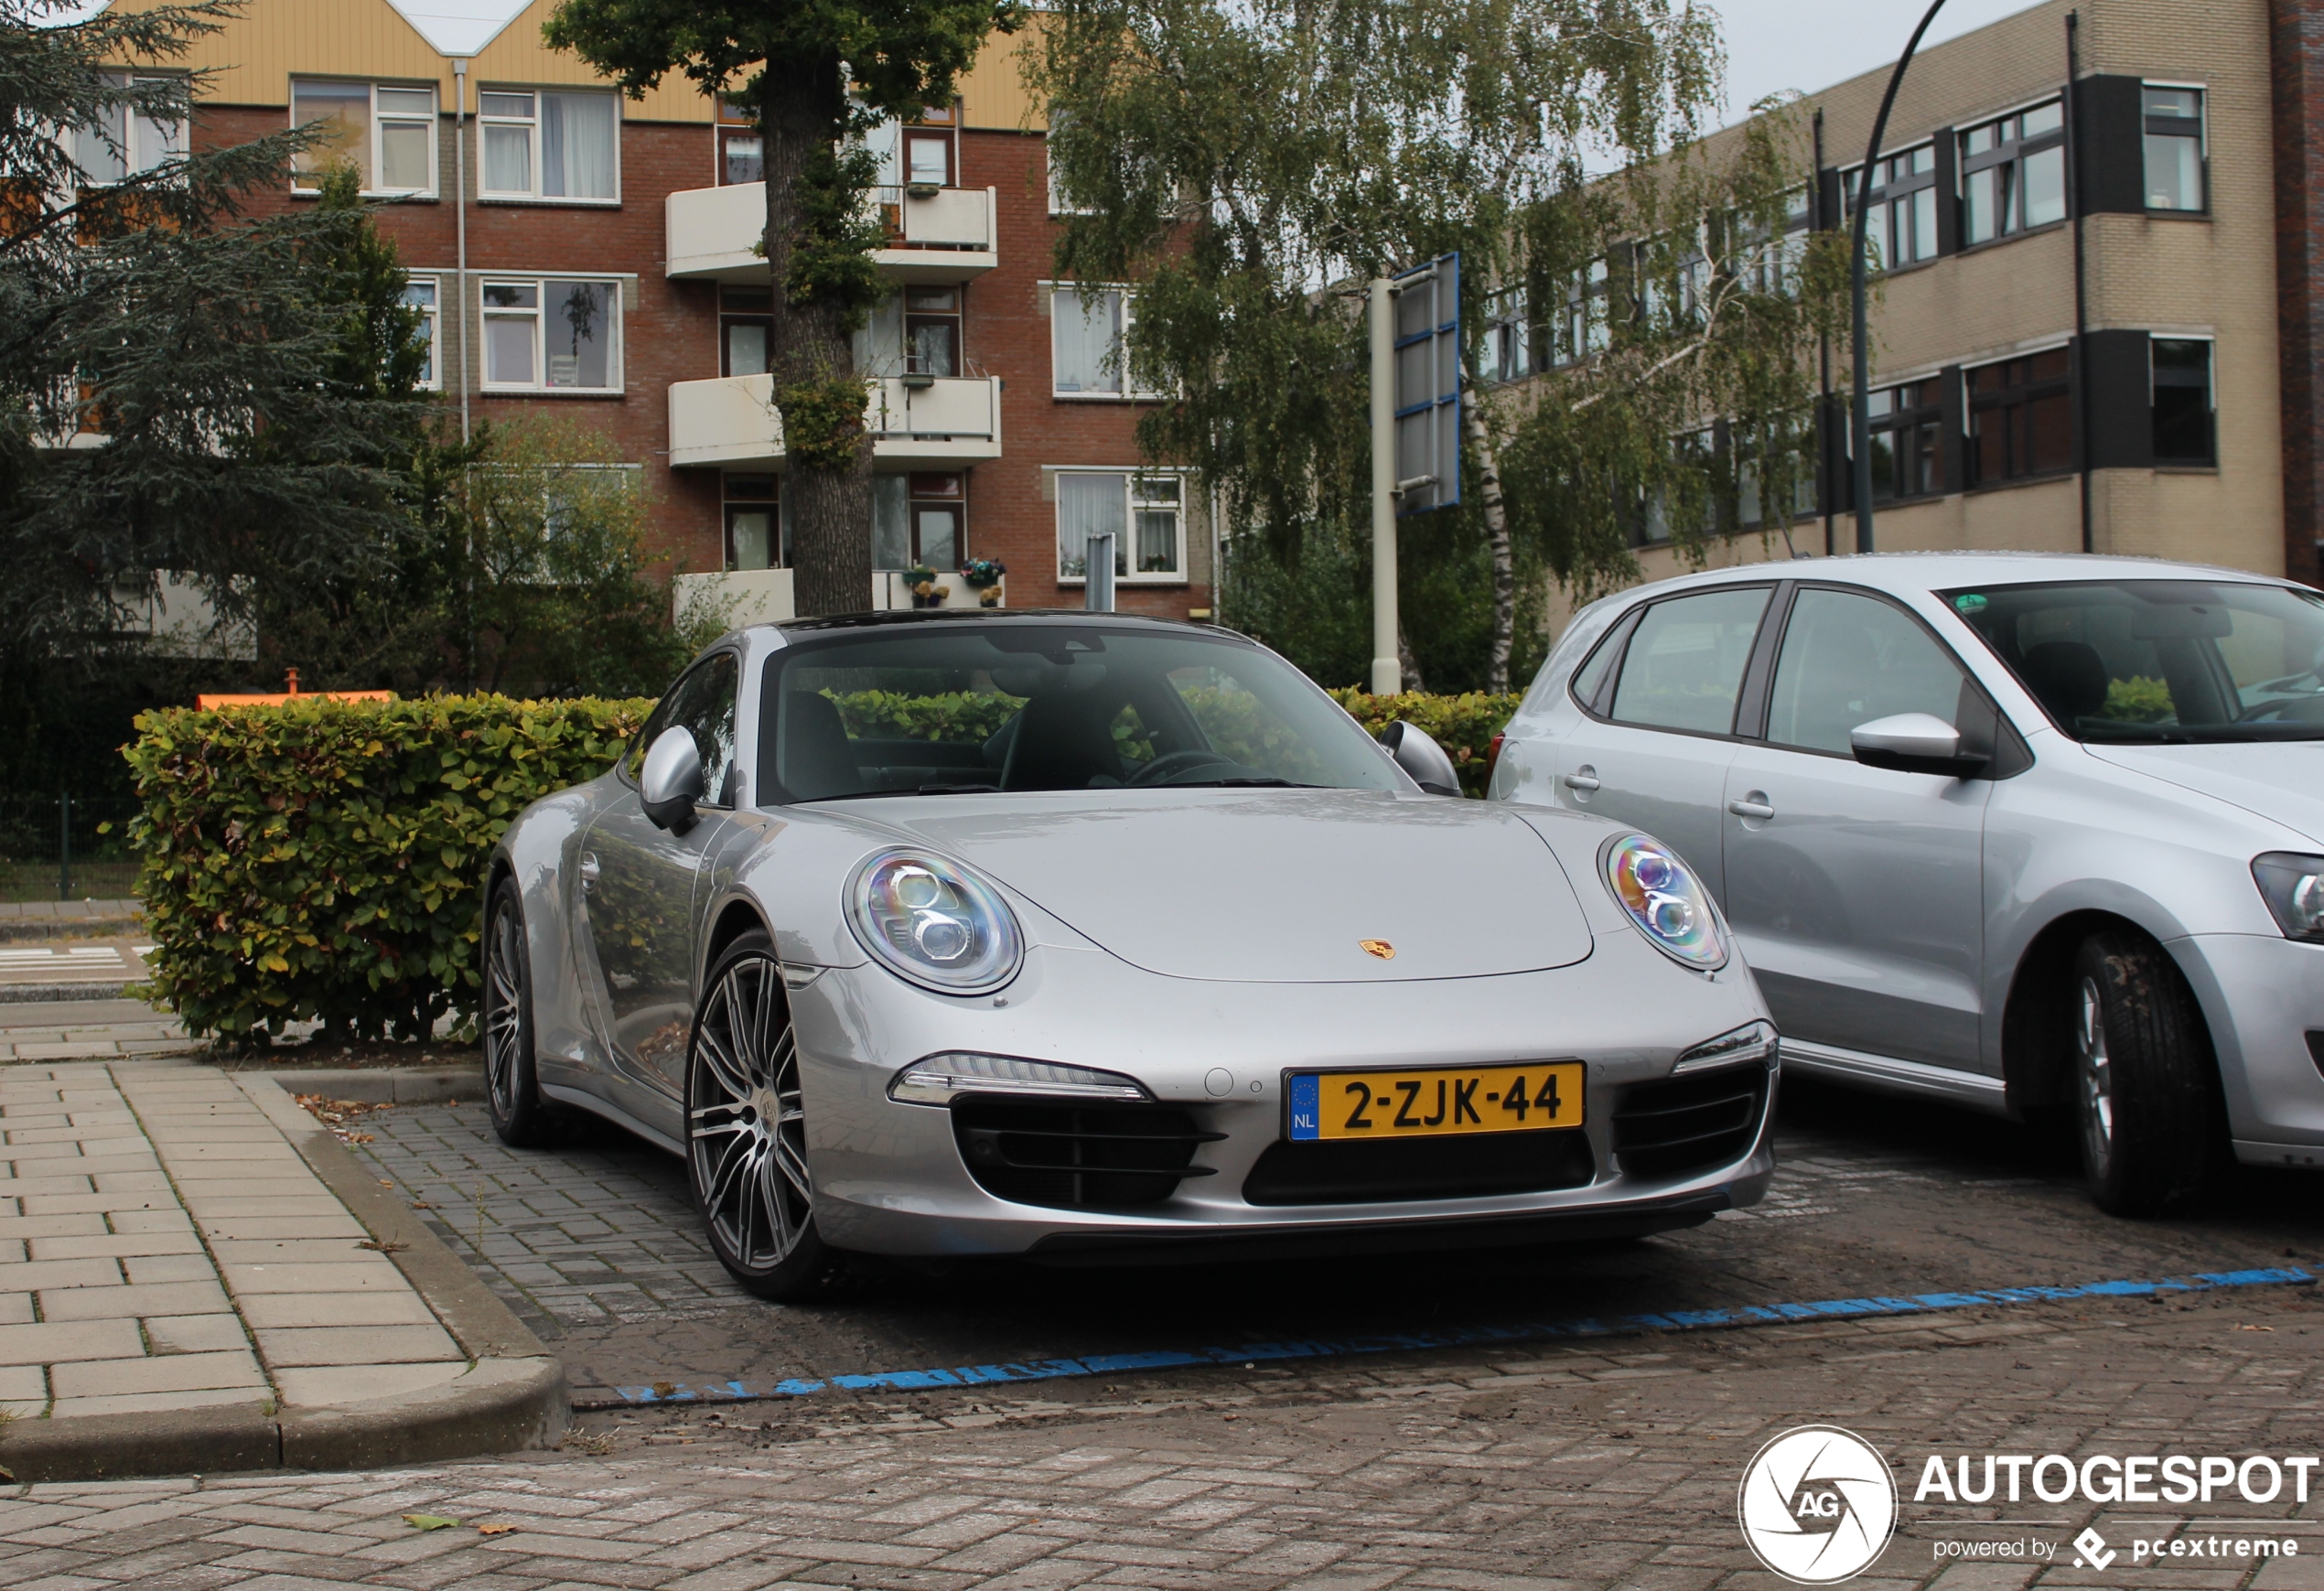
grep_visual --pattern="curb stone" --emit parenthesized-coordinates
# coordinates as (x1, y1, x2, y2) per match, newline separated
(255, 1066, 485, 1106)
(0, 1070, 568, 1482)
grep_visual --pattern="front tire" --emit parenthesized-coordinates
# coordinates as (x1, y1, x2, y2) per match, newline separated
(2072, 931, 2219, 1216)
(483, 876, 557, 1147)
(685, 930, 839, 1300)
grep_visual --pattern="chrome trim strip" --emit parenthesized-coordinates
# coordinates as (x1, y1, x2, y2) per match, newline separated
(1777, 1040, 2008, 1111)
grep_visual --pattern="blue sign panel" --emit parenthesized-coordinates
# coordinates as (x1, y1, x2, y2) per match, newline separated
(1392, 253, 1460, 516)
(1288, 1073, 1320, 1140)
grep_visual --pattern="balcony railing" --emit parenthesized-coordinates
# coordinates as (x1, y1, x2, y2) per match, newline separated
(665, 181, 998, 284)
(667, 372, 1002, 470)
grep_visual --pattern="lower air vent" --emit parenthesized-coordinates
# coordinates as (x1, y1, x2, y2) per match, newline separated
(1612, 1064, 1768, 1181)
(952, 1099, 1222, 1210)
(1242, 1130, 1595, 1207)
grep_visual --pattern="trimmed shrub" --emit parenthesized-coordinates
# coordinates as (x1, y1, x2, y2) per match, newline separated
(1328, 689, 1523, 798)
(125, 694, 651, 1040)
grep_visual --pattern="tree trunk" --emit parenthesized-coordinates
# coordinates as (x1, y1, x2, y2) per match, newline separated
(1395, 622, 1423, 693)
(1462, 371, 1515, 693)
(761, 56, 872, 618)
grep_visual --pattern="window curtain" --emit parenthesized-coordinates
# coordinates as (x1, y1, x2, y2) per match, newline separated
(543, 91, 617, 199)
(872, 477, 911, 569)
(1050, 289, 1122, 393)
(545, 281, 612, 388)
(1056, 473, 1125, 577)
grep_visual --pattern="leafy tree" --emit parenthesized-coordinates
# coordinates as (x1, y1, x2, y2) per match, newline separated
(543, 0, 1022, 617)
(0, 0, 423, 667)
(1034, 0, 1847, 692)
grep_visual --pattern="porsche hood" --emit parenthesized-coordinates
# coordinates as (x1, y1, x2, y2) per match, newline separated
(847, 789, 1598, 984)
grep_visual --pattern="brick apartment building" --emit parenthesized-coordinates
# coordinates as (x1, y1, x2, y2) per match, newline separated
(1519, 0, 2324, 628)
(120, 0, 1211, 626)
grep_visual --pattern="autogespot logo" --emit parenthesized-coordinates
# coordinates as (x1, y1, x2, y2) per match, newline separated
(1738, 1425, 1899, 1585)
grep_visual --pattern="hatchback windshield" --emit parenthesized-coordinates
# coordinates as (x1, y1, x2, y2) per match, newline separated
(758, 622, 1402, 800)
(1943, 579, 2324, 742)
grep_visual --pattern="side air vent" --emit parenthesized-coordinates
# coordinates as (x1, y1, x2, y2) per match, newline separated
(1612, 1064, 1768, 1181)
(952, 1100, 1221, 1209)
(1242, 1130, 1595, 1207)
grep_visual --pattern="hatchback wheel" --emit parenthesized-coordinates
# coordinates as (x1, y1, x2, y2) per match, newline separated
(2071, 931, 2219, 1216)
(686, 930, 839, 1299)
(483, 877, 557, 1147)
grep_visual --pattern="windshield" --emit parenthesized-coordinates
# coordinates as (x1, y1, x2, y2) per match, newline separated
(757, 622, 1402, 801)
(1942, 579, 2324, 743)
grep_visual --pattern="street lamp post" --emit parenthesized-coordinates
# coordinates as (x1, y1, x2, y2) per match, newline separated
(1851, 0, 1951, 554)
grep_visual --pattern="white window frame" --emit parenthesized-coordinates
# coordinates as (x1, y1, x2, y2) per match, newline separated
(403, 275, 442, 391)
(1045, 133, 1092, 216)
(73, 74, 186, 186)
(289, 80, 439, 199)
(1045, 283, 1160, 399)
(479, 275, 625, 393)
(477, 87, 621, 205)
(1052, 468, 1189, 585)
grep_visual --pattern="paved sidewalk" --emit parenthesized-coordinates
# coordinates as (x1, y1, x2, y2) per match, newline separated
(0, 999, 191, 1062)
(0, 1060, 565, 1476)
(0, 902, 138, 927)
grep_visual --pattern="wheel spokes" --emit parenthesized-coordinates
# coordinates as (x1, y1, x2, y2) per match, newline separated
(689, 950, 812, 1273)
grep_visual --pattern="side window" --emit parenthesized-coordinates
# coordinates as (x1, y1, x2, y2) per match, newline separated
(1608, 587, 1771, 735)
(625, 652, 740, 804)
(1765, 589, 1966, 755)
(1567, 607, 1640, 715)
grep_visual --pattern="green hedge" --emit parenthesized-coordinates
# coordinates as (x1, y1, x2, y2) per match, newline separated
(1328, 689, 1522, 797)
(124, 694, 651, 1040)
(126, 684, 1520, 1038)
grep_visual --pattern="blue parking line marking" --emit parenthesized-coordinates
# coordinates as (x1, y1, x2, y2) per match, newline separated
(598, 1265, 2314, 1408)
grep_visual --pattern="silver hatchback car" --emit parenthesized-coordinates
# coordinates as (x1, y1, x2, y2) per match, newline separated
(1490, 552, 2324, 1215)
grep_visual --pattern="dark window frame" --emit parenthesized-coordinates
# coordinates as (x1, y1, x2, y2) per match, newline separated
(2150, 336, 2217, 466)
(2141, 83, 2207, 215)
(1966, 348, 2074, 488)
(1573, 583, 1780, 743)
(1856, 375, 1946, 503)
(1845, 143, 1941, 269)
(1958, 99, 2069, 246)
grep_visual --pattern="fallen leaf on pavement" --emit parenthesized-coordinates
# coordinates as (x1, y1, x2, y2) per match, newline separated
(403, 1514, 459, 1531)
(357, 1240, 406, 1252)
(477, 1522, 517, 1535)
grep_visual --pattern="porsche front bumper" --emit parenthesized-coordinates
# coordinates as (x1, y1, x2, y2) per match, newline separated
(786, 928, 1777, 1259)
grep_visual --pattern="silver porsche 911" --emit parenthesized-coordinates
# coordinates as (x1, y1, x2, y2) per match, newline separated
(482, 611, 1778, 1298)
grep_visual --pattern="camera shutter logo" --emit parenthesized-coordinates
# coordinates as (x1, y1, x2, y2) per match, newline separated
(1737, 1425, 1898, 1584)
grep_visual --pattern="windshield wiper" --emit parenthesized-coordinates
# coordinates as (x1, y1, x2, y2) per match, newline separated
(1164, 776, 1319, 789)
(800, 782, 1001, 801)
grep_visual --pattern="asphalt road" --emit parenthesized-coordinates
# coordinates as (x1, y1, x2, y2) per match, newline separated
(346, 1077, 2324, 1413)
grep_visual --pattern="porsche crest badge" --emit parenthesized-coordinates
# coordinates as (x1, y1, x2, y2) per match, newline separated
(1359, 940, 1395, 960)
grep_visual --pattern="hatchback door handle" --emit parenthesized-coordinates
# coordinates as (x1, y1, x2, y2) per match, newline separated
(1562, 772, 1601, 791)
(1727, 797, 1775, 820)
(578, 852, 600, 890)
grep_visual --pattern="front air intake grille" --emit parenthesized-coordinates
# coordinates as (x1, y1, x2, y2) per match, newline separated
(1242, 1130, 1595, 1207)
(952, 1099, 1222, 1209)
(1612, 1065, 1768, 1181)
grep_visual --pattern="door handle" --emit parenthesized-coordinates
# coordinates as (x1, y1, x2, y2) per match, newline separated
(1727, 797, 1775, 820)
(1562, 771, 1601, 792)
(578, 852, 600, 891)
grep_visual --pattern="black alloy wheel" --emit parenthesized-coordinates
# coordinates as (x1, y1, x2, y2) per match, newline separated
(482, 876, 556, 1147)
(685, 930, 838, 1299)
(2071, 930, 2222, 1217)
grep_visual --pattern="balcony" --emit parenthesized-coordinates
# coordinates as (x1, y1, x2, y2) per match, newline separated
(666, 372, 1003, 470)
(665, 182, 998, 285)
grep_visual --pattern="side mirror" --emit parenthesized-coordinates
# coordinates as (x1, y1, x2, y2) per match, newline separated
(640, 726, 705, 832)
(1379, 720, 1463, 797)
(1850, 713, 1988, 778)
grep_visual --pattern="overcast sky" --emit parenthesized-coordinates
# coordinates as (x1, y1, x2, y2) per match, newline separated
(1711, 0, 2043, 124)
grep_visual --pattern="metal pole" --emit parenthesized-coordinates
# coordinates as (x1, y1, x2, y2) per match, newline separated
(453, 57, 470, 444)
(1083, 531, 1115, 611)
(1369, 277, 1399, 693)
(1852, 0, 1951, 555)
(58, 792, 70, 903)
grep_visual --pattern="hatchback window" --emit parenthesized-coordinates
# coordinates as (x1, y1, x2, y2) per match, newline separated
(1608, 586, 1770, 735)
(1945, 580, 2324, 742)
(1766, 589, 1967, 755)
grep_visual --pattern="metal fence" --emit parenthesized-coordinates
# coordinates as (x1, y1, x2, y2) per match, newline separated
(0, 795, 143, 905)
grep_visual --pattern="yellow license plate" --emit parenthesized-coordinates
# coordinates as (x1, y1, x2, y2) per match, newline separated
(1286, 1062, 1585, 1141)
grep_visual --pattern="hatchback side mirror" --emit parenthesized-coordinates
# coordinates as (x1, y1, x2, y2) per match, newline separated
(1850, 713, 1988, 778)
(640, 726, 705, 832)
(1379, 720, 1463, 797)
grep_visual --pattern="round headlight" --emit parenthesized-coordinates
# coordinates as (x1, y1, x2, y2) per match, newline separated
(1604, 833, 1726, 971)
(846, 850, 1024, 994)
